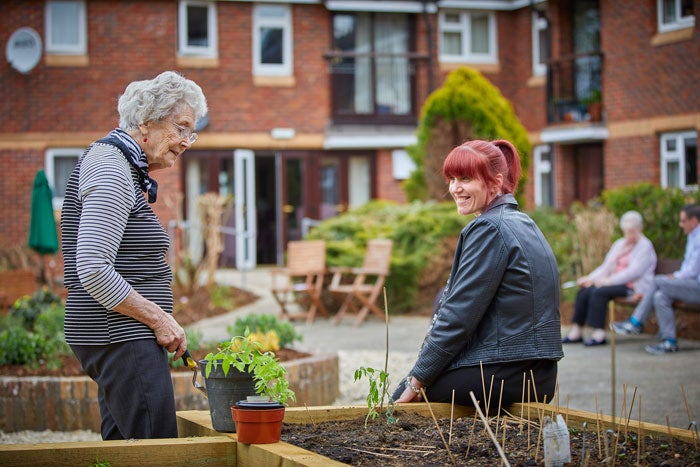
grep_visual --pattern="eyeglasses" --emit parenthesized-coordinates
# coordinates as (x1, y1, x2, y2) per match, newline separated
(167, 120, 198, 144)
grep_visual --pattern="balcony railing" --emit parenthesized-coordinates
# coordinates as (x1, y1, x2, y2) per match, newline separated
(546, 51, 604, 124)
(324, 50, 429, 125)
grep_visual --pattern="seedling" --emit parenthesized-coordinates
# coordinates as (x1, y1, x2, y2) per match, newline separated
(354, 288, 396, 427)
(354, 366, 396, 427)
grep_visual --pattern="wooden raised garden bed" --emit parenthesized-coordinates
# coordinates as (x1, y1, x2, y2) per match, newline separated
(1, 404, 697, 466)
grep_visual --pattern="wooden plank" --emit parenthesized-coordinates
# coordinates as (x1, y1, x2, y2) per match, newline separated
(0, 436, 235, 467)
(236, 441, 347, 467)
(284, 403, 474, 424)
(511, 402, 698, 444)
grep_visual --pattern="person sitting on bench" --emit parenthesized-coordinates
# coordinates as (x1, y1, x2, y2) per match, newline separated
(562, 211, 656, 346)
(613, 204, 700, 354)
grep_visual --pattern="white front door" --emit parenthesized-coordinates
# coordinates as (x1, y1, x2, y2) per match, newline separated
(234, 149, 257, 270)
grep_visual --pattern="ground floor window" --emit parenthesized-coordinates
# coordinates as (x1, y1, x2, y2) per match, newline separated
(660, 130, 698, 190)
(45, 148, 80, 210)
(534, 144, 554, 207)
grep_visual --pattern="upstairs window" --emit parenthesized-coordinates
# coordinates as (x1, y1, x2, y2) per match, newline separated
(657, 0, 695, 32)
(660, 131, 698, 190)
(532, 10, 548, 76)
(439, 10, 497, 64)
(253, 4, 293, 76)
(178, 0, 218, 57)
(45, 0, 87, 54)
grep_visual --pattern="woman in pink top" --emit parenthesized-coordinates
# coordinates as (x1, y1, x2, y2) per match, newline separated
(562, 211, 657, 346)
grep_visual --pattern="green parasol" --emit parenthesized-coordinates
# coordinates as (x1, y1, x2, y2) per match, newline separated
(28, 169, 59, 255)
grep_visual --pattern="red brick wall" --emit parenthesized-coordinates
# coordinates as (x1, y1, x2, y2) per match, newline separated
(602, 0, 700, 121)
(605, 135, 659, 188)
(375, 149, 407, 203)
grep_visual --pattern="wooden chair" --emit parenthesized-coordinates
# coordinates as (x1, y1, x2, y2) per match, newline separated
(270, 240, 328, 324)
(328, 239, 393, 326)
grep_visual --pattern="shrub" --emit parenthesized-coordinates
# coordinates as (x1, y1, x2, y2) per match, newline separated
(600, 183, 700, 259)
(0, 324, 50, 366)
(228, 314, 302, 349)
(10, 288, 62, 330)
(527, 207, 578, 285)
(307, 200, 466, 313)
(404, 67, 531, 204)
(0, 289, 67, 368)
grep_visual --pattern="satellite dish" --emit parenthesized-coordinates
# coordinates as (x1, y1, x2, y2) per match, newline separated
(6, 27, 42, 74)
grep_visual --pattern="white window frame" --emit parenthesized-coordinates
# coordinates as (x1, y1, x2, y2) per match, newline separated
(531, 11, 548, 77)
(438, 10, 497, 64)
(657, 0, 695, 33)
(660, 130, 698, 190)
(534, 144, 554, 207)
(391, 149, 416, 180)
(178, 0, 218, 58)
(45, 148, 81, 210)
(45, 0, 87, 54)
(252, 3, 293, 76)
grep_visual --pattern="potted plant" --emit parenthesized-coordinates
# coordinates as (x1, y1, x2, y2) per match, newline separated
(201, 331, 296, 442)
(582, 88, 602, 121)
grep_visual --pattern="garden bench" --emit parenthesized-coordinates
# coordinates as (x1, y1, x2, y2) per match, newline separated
(613, 258, 700, 312)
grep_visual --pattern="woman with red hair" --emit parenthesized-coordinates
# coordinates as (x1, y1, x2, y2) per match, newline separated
(394, 139, 563, 408)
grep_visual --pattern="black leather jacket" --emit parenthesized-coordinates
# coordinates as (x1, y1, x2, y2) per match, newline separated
(411, 194, 563, 386)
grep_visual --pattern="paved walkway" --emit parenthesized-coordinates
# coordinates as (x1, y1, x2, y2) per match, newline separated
(193, 268, 700, 430)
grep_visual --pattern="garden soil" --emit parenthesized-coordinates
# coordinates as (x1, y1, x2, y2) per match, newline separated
(282, 411, 700, 466)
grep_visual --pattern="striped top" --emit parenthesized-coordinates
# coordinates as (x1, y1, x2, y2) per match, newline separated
(61, 140, 173, 345)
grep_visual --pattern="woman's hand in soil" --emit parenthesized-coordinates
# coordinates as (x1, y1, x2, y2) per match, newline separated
(396, 376, 424, 403)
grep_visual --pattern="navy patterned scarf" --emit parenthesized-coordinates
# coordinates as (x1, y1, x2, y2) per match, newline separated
(96, 128, 158, 203)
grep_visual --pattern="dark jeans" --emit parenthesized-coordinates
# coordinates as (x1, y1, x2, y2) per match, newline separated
(573, 284, 630, 329)
(393, 359, 557, 409)
(71, 339, 177, 440)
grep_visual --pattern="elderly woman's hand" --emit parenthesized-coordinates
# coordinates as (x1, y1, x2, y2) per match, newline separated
(152, 312, 187, 360)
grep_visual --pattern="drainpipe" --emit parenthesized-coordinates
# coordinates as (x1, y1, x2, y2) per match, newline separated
(421, 0, 436, 93)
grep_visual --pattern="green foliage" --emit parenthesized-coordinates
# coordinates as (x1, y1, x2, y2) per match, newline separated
(208, 284, 235, 310)
(354, 366, 396, 427)
(404, 67, 531, 203)
(0, 321, 52, 366)
(10, 287, 62, 330)
(203, 331, 296, 405)
(600, 183, 700, 259)
(527, 207, 578, 286)
(228, 314, 302, 348)
(307, 200, 465, 313)
(0, 291, 67, 367)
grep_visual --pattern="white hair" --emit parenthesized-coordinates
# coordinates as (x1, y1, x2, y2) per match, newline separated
(117, 71, 207, 130)
(620, 210, 643, 231)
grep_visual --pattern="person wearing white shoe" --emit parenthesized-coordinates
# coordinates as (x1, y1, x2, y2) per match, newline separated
(562, 211, 656, 347)
(613, 204, 700, 354)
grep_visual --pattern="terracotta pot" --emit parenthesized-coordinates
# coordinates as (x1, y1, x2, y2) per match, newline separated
(231, 401, 285, 444)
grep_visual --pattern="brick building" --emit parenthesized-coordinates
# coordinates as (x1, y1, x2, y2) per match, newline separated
(1, 0, 698, 268)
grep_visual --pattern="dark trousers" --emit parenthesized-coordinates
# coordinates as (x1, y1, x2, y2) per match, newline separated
(573, 284, 630, 329)
(71, 339, 178, 440)
(393, 359, 557, 409)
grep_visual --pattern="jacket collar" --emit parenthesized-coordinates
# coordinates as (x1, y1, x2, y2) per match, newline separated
(482, 193, 518, 215)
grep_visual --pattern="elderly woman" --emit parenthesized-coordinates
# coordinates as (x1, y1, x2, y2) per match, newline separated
(562, 210, 657, 346)
(61, 71, 207, 440)
(394, 140, 563, 408)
